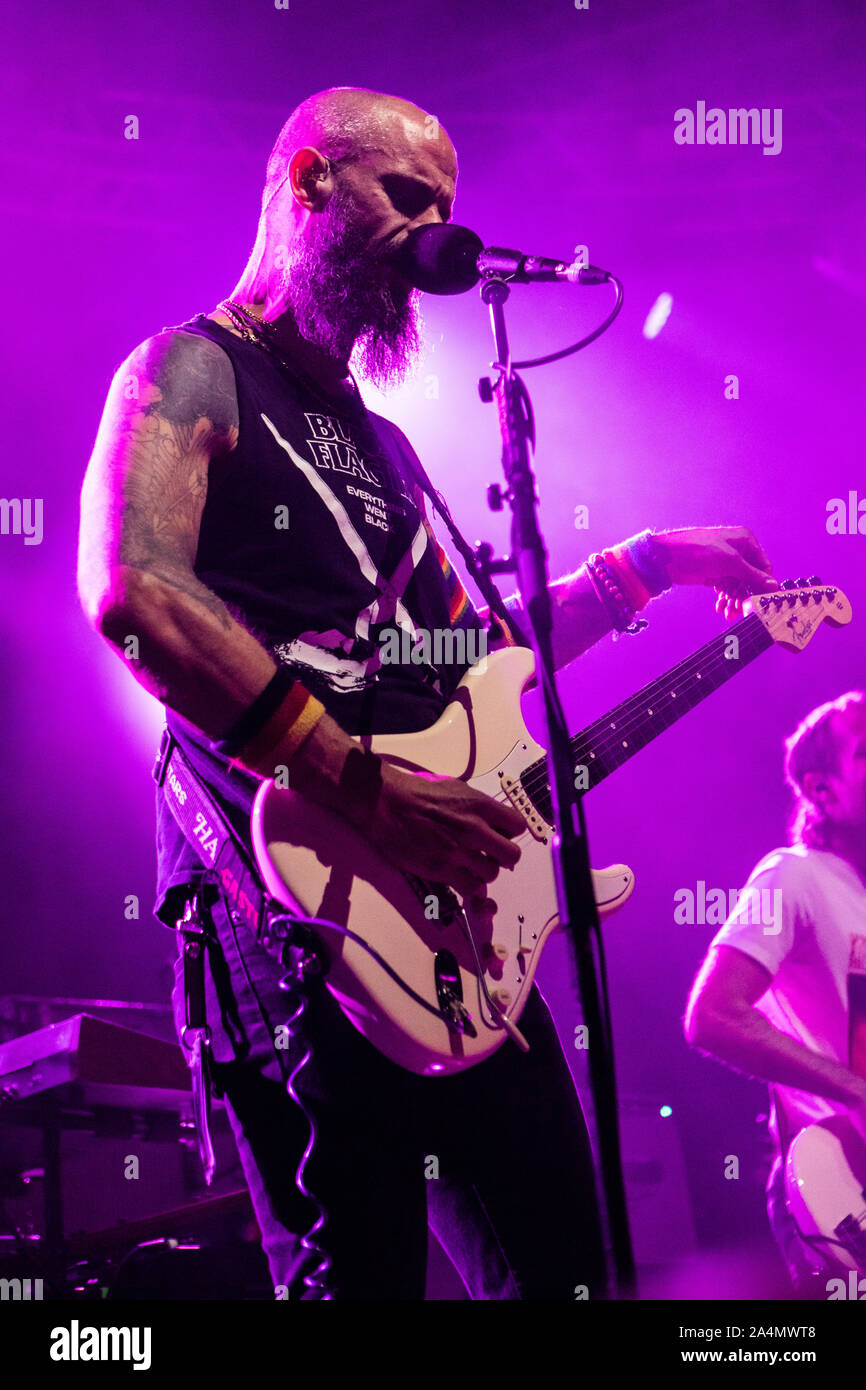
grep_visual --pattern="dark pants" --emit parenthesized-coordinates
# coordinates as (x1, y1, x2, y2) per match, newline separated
(173, 889, 607, 1301)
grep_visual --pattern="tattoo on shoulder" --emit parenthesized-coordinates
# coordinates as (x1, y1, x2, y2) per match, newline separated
(108, 332, 239, 629)
(134, 331, 239, 438)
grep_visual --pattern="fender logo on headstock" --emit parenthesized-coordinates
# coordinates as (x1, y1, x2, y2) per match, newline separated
(785, 612, 815, 645)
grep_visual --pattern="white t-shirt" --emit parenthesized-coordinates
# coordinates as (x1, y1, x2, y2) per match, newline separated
(709, 845, 866, 1152)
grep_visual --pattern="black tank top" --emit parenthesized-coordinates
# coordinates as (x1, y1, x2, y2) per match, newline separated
(154, 313, 491, 923)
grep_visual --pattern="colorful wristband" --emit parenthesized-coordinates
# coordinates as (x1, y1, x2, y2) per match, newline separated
(621, 530, 671, 596)
(233, 685, 326, 777)
(215, 664, 299, 759)
(603, 546, 653, 610)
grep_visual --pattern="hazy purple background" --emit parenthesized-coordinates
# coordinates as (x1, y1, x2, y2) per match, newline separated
(2, 0, 864, 1280)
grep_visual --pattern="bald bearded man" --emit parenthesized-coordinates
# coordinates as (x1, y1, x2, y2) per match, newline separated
(78, 86, 776, 1300)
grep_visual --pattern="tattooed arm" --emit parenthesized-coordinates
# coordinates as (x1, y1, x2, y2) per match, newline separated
(77, 328, 526, 895)
(77, 329, 285, 734)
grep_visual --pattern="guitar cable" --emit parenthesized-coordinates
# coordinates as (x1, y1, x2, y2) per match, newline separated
(254, 895, 532, 1301)
(274, 963, 334, 1301)
(264, 902, 530, 1046)
(218, 891, 335, 1300)
(267, 912, 456, 1021)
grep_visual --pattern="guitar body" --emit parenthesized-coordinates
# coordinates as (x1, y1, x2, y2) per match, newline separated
(785, 1117, 866, 1272)
(252, 647, 634, 1075)
(251, 582, 851, 1075)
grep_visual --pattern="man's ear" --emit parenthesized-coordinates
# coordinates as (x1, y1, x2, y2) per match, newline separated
(288, 146, 332, 211)
(802, 770, 833, 811)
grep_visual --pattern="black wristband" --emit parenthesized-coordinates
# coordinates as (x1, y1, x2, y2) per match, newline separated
(214, 665, 297, 759)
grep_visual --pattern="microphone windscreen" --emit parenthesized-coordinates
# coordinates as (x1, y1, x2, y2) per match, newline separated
(395, 224, 483, 295)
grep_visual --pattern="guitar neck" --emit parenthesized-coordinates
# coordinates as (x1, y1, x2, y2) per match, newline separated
(523, 613, 774, 819)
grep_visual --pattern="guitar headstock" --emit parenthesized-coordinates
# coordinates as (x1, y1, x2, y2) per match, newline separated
(746, 577, 852, 652)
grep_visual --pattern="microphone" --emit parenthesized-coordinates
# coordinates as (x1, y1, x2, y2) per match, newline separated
(395, 223, 607, 295)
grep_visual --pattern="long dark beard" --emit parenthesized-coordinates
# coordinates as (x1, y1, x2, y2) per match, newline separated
(279, 183, 423, 392)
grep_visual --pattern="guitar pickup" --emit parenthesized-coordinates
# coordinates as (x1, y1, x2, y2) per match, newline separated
(499, 773, 550, 842)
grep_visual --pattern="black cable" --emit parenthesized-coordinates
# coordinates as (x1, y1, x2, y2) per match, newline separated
(512, 273, 624, 370)
(208, 880, 335, 1300)
(275, 975, 333, 1300)
(266, 913, 457, 1023)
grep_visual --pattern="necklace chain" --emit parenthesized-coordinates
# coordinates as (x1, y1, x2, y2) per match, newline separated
(215, 299, 362, 414)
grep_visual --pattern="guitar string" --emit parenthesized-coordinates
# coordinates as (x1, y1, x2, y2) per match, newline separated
(467, 621, 768, 852)
(519, 611, 775, 803)
(524, 645, 772, 802)
(371, 599, 830, 1018)
(566, 623, 771, 771)
(398, 616, 764, 962)
(524, 615, 762, 780)
(561, 587, 837, 772)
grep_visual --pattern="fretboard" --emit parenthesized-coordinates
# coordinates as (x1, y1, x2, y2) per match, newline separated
(521, 613, 774, 822)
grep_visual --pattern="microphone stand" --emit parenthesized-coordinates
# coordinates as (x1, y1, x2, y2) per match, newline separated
(476, 275, 636, 1299)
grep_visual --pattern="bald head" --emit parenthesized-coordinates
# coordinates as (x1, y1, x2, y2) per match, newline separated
(263, 86, 457, 214)
(235, 88, 457, 390)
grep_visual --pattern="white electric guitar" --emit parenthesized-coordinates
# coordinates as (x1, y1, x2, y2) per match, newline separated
(786, 1116, 866, 1274)
(252, 580, 851, 1075)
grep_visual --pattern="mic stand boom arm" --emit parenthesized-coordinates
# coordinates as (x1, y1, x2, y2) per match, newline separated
(477, 275, 636, 1299)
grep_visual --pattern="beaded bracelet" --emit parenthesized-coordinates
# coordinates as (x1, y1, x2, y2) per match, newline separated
(586, 553, 649, 635)
(602, 547, 653, 610)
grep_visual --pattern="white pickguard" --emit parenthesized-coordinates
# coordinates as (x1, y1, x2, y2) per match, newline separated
(251, 647, 633, 1075)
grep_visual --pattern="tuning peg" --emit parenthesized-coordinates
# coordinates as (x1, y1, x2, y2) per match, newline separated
(808, 574, 821, 585)
(781, 579, 796, 589)
(795, 576, 808, 587)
